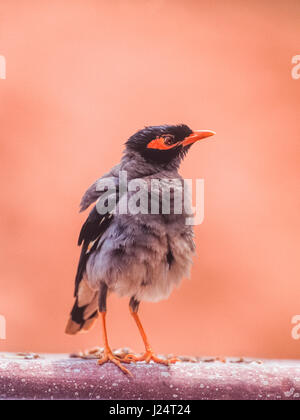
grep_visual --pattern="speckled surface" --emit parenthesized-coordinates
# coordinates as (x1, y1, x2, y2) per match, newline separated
(0, 353, 300, 400)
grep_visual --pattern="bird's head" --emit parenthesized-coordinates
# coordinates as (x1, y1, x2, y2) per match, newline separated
(125, 124, 215, 167)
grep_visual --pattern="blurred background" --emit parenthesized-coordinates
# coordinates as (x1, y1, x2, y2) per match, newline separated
(0, 0, 299, 359)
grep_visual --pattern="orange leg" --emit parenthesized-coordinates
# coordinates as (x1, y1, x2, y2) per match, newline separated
(121, 308, 178, 365)
(97, 312, 132, 376)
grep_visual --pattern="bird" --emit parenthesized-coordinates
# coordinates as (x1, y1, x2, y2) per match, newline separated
(65, 124, 215, 375)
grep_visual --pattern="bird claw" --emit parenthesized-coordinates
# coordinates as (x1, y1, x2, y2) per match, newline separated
(119, 351, 179, 365)
(98, 350, 133, 376)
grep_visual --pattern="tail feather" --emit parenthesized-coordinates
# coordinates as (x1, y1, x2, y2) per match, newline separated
(65, 278, 99, 335)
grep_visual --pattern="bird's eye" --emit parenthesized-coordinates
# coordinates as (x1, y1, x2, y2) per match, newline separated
(163, 135, 174, 146)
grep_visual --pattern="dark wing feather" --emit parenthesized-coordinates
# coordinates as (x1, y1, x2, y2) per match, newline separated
(65, 206, 113, 335)
(74, 206, 113, 296)
(66, 172, 119, 335)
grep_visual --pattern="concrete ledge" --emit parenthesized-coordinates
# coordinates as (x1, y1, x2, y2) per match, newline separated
(0, 353, 300, 400)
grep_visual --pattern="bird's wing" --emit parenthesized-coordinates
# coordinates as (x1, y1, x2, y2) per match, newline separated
(65, 206, 114, 335)
(79, 164, 120, 212)
(66, 171, 119, 335)
(74, 205, 113, 296)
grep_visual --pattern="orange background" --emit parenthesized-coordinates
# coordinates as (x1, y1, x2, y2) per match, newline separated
(0, 0, 299, 359)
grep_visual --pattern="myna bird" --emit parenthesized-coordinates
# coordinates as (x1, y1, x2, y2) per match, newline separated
(65, 124, 215, 374)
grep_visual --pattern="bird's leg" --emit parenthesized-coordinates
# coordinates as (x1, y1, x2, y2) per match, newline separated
(120, 298, 178, 365)
(97, 312, 132, 375)
(97, 284, 132, 375)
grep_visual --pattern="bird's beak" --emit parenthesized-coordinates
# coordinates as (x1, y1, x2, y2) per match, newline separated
(182, 130, 216, 147)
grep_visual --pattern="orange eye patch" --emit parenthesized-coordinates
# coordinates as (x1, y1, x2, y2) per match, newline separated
(147, 137, 179, 150)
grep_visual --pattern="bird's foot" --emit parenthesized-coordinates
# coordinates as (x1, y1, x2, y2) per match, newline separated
(98, 349, 132, 376)
(120, 350, 179, 365)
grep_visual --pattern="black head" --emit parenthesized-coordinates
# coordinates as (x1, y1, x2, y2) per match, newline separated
(125, 124, 215, 165)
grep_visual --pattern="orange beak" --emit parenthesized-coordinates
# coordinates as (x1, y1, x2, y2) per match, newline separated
(182, 130, 216, 147)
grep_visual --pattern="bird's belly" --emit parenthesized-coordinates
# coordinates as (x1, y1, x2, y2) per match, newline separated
(86, 218, 195, 302)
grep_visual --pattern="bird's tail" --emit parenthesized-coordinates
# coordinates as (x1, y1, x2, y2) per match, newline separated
(65, 279, 99, 335)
